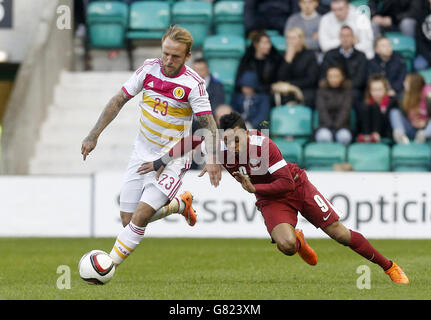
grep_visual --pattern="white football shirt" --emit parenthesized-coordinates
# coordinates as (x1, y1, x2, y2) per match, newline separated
(122, 58, 212, 161)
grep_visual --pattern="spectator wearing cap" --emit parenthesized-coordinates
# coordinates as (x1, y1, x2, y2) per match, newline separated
(231, 71, 271, 129)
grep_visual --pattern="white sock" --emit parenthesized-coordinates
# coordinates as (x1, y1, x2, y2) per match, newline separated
(149, 197, 185, 223)
(110, 221, 145, 265)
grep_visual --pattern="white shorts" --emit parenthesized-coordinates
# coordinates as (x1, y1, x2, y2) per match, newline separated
(119, 151, 191, 213)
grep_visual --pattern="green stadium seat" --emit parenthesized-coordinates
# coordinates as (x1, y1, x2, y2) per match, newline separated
(385, 32, 416, 71)
(126, 1, 170, 40)
(419, 68, 431, 85)
(270, 35, 286, 54)
(304, 142, 346, 171)
(172, 1, 212, 48)
(270, 105, 312, 145)
(392, 143, 431, 172)
(347, 143, 391, 171)
(87, 1, 129, 48)
(203, 35, 245, 101)
(350, 0, 369, 7)
(214, 1, 244, 37)
(271, 139, 303, 166)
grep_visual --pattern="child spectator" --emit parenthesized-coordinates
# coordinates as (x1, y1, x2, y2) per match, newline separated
(274, 27, 319, 108)
(231, 71, 271, 129)
(357, 74, 400, 143)
(315, 65, 353, 145)
(284, 0, 321, 52)
(235, 30, 284, 95)
(389, 73, 431, 143)
(368, 37, 407, 98)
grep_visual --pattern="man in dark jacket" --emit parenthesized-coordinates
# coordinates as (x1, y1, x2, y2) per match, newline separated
(192, 58, 225, 110)
(234, 30, 284, 95)
(244, 0, 299, 36)
(320, 26, 368, 109)
(414, 0, 431, 71)
(369, 0, 422, 37)
(368, 36, 407, 98)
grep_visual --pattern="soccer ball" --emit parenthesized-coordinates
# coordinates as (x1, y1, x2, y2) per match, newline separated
(78, 250, 116, 285)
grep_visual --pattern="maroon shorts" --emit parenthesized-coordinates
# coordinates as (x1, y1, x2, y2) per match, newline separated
(256, 173, 340, 235)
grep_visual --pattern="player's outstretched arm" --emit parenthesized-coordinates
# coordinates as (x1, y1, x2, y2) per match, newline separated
(81, 90, 131, 160)
(136, 136, 205, 178)
(196, 113, 222, 187)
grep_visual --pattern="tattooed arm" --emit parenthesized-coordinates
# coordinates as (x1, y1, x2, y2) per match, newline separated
(81, 90, 131, 160)
(196, 113, 222, 187)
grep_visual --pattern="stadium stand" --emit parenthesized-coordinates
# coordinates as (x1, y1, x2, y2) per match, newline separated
(391, 143, 431, 172)
(270, 105, 312, 146)
(347, 143, 391, 172)
(28, 72, 139, 174)
(271, 138, 303, 167)
(172, 1, 212, 48)
(213, 1, 245, 37)
(303, 142, 347, 171)
(86, 1, 129, 49)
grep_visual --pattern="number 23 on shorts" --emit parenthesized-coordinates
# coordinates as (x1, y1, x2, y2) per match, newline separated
(158, 173, 175, 190)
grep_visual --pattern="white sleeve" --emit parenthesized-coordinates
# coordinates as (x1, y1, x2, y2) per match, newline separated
(121, 62, 149, 98)
(188, 81, 213, 116)
(318, 15, 340, 52)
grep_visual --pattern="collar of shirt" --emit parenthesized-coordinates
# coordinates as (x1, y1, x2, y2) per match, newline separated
(339, 47, 354, 58)
(300, 11, 318, 20)
(204, 75, 211, 88)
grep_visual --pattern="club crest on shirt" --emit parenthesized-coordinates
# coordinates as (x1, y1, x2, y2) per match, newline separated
(173, 87, 185, 99)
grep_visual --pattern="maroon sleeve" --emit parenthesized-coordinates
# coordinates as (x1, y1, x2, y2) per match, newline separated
(253, 139, 295, 196)
(168, 136, 205, 159)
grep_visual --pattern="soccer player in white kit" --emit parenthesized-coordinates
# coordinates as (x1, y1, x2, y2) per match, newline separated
(81, 26, 221, 267)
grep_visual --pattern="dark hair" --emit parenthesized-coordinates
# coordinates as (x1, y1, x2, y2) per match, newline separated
(219, 112, 247, 130)
(193, 57, 207, 65)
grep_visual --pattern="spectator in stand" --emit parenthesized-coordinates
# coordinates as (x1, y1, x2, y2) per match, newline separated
(231, 71, 271, 129)
(234, 30, 284, 95)
(390, 73, 431, 143)
(192, 58, 225, 111)
(318, 0, 374, 59)
(315, 65, 353, 146)
(284, 0, 321, 52)
(414, 0, 431, 71)
(244, 0, 299, 36)
(357, 74, 400, 143)
(320, 25, 368, 109)
(214, 104, 234, 127)
(369, 0, 421, 38)
(316, 0, 331, 15)
(368, 36, 407, 98)
(274, 27, 319, 108)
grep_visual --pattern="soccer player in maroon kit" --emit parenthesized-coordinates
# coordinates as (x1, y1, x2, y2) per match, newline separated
(137, 112, 409, 284)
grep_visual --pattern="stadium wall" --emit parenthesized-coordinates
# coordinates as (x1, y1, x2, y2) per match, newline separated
(1, 171, 431, 239)
(0, 0, 73, 174)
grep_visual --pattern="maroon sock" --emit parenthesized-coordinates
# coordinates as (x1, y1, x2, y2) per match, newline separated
(349, 230, 392, 270)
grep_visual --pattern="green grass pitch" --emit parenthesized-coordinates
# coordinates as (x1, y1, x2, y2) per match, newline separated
(0, 237, 430, 300)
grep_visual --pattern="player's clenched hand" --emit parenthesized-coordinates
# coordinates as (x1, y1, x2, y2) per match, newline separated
(232, 171, 256, 193)
(136, 162, 165, 180)
(81, 135, 98, 161)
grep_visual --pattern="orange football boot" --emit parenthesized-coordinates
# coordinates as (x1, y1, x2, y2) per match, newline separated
(295, 229, 318, 266)
(179, 191, 197, 226)
(385, 262, 409, 284)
